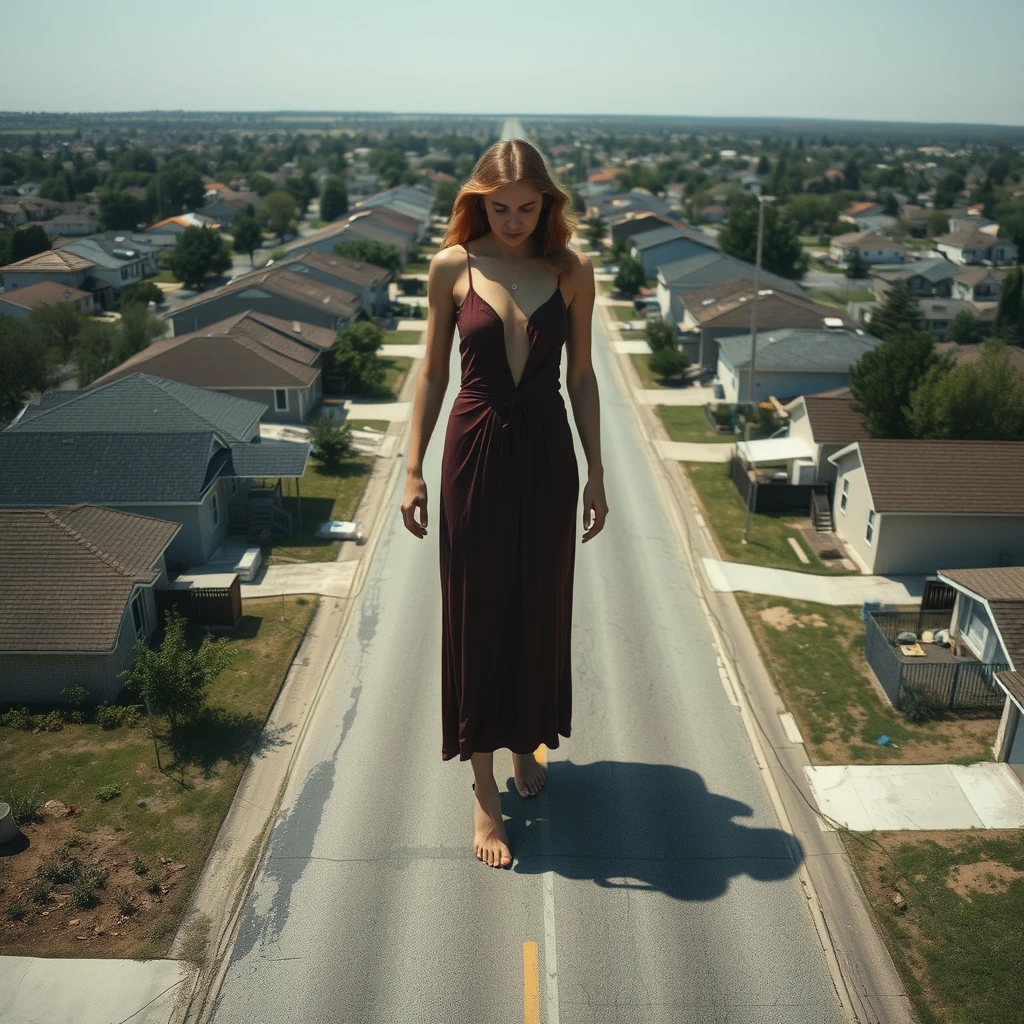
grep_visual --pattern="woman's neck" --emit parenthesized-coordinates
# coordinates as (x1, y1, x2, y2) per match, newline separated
(481, 231, 538, 263)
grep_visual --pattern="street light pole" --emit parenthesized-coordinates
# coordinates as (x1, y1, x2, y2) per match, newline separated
(747, 194, 773, 406)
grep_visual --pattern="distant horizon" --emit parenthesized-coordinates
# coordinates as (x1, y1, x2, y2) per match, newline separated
(3, 0, 1023, 127)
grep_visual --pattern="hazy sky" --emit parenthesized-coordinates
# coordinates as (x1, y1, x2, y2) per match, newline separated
(4, 0, 1023, 126)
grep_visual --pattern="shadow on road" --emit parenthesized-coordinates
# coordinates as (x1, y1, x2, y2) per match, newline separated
(504, 759, 801, 900)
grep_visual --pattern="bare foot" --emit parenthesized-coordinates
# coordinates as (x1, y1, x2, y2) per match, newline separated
(472, 779, 512, 868)
(512, 751, 547, 798)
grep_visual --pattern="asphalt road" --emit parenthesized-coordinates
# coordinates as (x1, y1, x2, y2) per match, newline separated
(207, 300, 849, 1023)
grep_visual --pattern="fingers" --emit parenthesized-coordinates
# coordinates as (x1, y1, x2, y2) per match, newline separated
(401, 497, 428, 538)
(581, 501, 609, 543)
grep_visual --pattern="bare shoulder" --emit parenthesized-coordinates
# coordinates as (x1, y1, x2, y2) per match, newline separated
(427, 244, 466, 290)
(564, 246, 594, 282)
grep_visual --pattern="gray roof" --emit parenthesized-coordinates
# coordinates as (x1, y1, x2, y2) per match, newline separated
(718, 328, 879, 373)
(872, 258, 958, 286)
(630, 225, 701, 251)
(0, 431, 222, 504)
(594, 192, 672, 220)
(14, 372, 264, 444)
(225, 438, 311, 478)
(658, 251, 805, 297)
(58, 237, 149, 270)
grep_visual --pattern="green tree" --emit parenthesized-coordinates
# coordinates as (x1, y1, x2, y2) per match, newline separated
(250, 173, 275, 197)
(927, 210, 950, 237)
(432, 180, 458, 218)
(9, 225, 50, 263)
(842, 160, 860, 190)
(28, 302, 84, 362)
(149, 161, 205, 219)
(121, 607, 234, 732)
(167, 226, 232, 290)
(908, 338, 1024, 440)
(644, 319, 676, 352)
(0, 315, 56, 425)
(118, 302, 165, 356)
(99, 189, 148, 230)
(613, 254, 645, 295)
(995, 265, 1022, 340)
(849, 327, 950, 438)
(319, 175, 348, 221)
(306, 416, 354, 471)
(649, 346, 689, 382)
(264, 190, 297, 242)
(846, 250, 868, 279)
(934, 172, 965, 209)
(39, 172, 71, 202)
(118, 280, 165, 309)
(948, 309, 986, 346)
(583, 215, 605, 249)
(333, 321, 386, 394)
(73, 318, 122, 386)
(868, 281, 925, 341)
(231, 215, 263, 265)
(569, 189, 586, 214)
(881, 192, 899, 216)
(718, 193, 808, 279)
(333, 238, 402, 275)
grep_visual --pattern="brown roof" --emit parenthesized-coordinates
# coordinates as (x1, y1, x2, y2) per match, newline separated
(361, 206, 420, 234)
(682, 277, 757, 310)
(271, 248, 390, 288)
(0, 506, 180, 653)
(231, 310, 337, 351)
(830, 231, 904, 250)
(0, 280, 91, 311)
(953, 267, 1007, 286)
(1, 248, 94, 273)
(940, 567, 1024, 698)
(688, 286, 850, 331)
(90, 311, 321, 390)
(801, 393, 871, 444)
(935, 341, 1024, 373)
(936, 230, 1007, 249)
(842, 441, 1024, 514)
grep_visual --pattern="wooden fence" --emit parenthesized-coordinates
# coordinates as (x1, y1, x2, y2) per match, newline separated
(157, 577, 242, 630)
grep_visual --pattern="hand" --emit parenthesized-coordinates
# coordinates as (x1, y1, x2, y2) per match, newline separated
(401, 473, 428, 538)
(581, 475, 608, 543)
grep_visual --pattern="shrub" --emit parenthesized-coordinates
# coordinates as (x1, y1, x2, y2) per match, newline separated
(94, 703, 122, 729)
(649, 347, 689, 381)
(143, 876, 163, 894)
(712, 404, 733, 427)
(67, 710, 86, 725)
(38, 856, 81, 884)
(644, 319, 676, 353)
(3, 902, 27, 922)
(899, 683, 947, 723)
(119, 705, 142, 728)
(30, 880, 52, 904)
(132, 855, 148, 876)
(114, 887, 139, 916)
(119, 280, 164, 308)
(0, 706, 32, 730)
(34, 710, 65, 732)
(61, 685, 89, 706)
(5, 786, 43, 824)
(95, 784, 122, 803)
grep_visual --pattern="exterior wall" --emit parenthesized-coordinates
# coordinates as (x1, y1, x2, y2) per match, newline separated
(831, 243, 905, 266)
(872, 514, 1024, 576)
(722, 364, 851, 405)
(0, 267, 90, 291)
(217, 382, 318, 423)
(197, 479, 231, 564)
(0, 585, 157, 705)
(0, 295, 94, 319)
(118, 503, 205, 567)
(832, 453, 876, 573)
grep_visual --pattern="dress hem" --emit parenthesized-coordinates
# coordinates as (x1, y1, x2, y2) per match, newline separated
(441, 728, 571, 762)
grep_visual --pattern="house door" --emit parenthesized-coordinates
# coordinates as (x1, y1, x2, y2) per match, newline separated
(1008, 705, 1024, 784)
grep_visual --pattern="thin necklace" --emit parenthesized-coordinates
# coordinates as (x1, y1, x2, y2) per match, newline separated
(494, 250, 527, 291)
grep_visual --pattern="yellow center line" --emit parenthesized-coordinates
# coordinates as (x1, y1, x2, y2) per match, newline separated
(523, 940, 540, 1024)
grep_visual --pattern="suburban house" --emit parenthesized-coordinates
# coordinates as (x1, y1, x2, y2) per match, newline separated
(629, 223, 718, 279)
(716, 327, 878, 404)
(41, 212, 98, 237)
(269, 249, 392, 316)
(936, 340, 1024, 374)
(352, 184, 434, 238)
(283, 206, 419, 261)
(937, 567, 1024, 782)
(951, 267, 1005, 303)
(0, 248, 115, 309)
(898, 204, 931, 238)
(90, 311, 329, 422)
(681, 281, 855, 372)
(0, 279, 95, 318)
(781, 387, 871, 484)
(200, 189, 261, 227)
(0, 506, 180, 705)
(655, 251, 805, 324)
(168, 262, 360, 335)
(934, 230, 1017, 266)
(829, 231, 908, 266)
(146, 213, 221, 239)
(0, 373, 312, 567)
(588, 190, 672, 223)
(838, 202, 896, 234)
(827, 441, 1024, 575)
(55, 236, 149, 292)
(61, 230, 163, 277)
(871, 259, 960, 298)
(608, 211, 676, 247)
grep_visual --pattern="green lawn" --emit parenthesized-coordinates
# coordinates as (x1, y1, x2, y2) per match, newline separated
(382, 329, 423, 344)
(609, 305, 636, 322)
(628, 353, 690, 389)
(264, 457, 375, 563)
(809, 258, 843, 274)
(344, 419, 390, 432)
(403, 260, 432, 274)
(0, 596, 318, 959)
(805, 287, 875, 308)
(841, 827, 1024, 1024)
(597, 280, 614, 295)
(735, 594, 998, 765)
(682, 461, 832, 573)
(151, 270, 178, 284)
(656, 405, 736, 443)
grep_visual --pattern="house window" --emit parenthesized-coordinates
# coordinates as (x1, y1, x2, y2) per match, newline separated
(131, 592, 145, 635)
(840, 478, 849, 513)
(212, 492, 220, 527)
(865, 509, 875, 545)
(275, 389, 288, 412)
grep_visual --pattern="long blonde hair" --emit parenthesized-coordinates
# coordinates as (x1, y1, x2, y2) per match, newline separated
(441, 139, 579, 273)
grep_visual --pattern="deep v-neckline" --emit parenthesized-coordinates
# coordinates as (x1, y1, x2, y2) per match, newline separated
(458, 250, 566, 389)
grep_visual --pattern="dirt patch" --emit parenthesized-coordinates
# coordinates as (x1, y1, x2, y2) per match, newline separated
(758, 606, 829, 631)
(0, 803, 185, 957)
(946, 858, 1024, 900)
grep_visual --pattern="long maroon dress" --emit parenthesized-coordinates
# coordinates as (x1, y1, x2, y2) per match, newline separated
(438, 244, 579, 761)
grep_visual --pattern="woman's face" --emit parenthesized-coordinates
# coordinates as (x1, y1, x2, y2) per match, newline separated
(481, 181, 545, 248)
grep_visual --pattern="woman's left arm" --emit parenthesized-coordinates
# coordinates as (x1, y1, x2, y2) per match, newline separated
(564, 251, 609, 542)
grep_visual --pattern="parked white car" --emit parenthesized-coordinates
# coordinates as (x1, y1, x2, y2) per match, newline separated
(315, 520, 364, 542)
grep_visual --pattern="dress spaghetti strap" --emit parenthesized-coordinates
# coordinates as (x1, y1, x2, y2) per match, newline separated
(465, 244, 473, 293)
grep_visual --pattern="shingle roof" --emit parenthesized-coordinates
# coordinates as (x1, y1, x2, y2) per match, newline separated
(225, 438, 311, 478)
(692, 289, 853, 331)
(936, 230, 1013, 249)
(630, 224, 716, 252)
(0, 506, 180, 653)
(871, 259, 959, 286)
(0, 280, 91, 310)
(719, 328, 878, 373)
(830, 231, 905, 250)
(273, 248, 389, 288)
(840, 441, 1024, 514)
(234, 310, 337, 351)
(1, 248, 94, 272)
(13, 373, 263, 443)
(657, 251, 805, 297)
(800, 393, 871, 443)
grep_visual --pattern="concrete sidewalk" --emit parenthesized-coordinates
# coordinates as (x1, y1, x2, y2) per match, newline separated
(700, 557, 926, 606)
(654, 439, 733, 463)
(0, 957, 193, 1024)
(635, 386, 716, 406)
(804, 762, 1024, 831)
(241, 560, 359, 599)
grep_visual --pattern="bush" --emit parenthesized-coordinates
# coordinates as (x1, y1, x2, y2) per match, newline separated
(268, 247, 287, 262)
(649, 347, 688, 381)
(94, 703, 122, 729)
(644, 319, 676, 353)
(61, 685, 89, 706)
(4, 902, 27, 922)
(712, 404, 733, 427)
(71, 866, 108, 909)
(5, 786, 43, 825)
(307, 416, 354, 471)
(119, 280, 164, 308)
(899, 683, 947, 723)
(143, 876, 163, 895)
(30, 880, 52, 904)
(33, 710, 65, 732)
(38, 856, 81, 884)
(95, 784, 122, 803)
(0, 706, 32, 730)
(131, 855, 148, 876)
(114, 887, 139, 916)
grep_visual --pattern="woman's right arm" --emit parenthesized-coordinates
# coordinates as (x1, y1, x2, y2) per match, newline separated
(400, 247, 458, 539)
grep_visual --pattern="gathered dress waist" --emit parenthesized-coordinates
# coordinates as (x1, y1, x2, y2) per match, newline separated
(456, 386, 564, 461)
